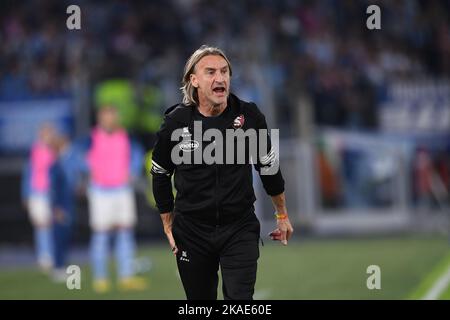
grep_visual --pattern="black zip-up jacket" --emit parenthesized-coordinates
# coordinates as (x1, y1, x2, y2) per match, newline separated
(151, 93, 284, 225)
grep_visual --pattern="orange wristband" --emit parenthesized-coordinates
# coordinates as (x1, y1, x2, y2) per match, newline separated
(274, 213, 288, 220)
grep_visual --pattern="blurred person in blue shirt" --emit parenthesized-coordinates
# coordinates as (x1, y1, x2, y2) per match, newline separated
(48, 133, 82, 282)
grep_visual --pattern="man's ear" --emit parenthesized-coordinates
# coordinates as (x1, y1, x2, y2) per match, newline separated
(190, 74, 198, 88)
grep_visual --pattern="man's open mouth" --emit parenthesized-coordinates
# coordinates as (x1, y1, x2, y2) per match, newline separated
(213, 87, 226, 94)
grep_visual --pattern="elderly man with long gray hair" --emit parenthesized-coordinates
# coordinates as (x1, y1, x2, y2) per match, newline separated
(151, 45, 293, 300)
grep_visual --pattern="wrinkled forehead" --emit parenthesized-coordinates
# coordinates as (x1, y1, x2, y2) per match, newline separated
(195, 54, 229, 72)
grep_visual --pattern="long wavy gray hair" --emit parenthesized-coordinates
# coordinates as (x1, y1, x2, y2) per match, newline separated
(180, 45, 233, 106)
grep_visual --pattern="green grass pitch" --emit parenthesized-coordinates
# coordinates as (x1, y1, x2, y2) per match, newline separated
(0, 236, 449, 300)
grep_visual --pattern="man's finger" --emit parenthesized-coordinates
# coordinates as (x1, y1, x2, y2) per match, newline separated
(166, 233, 178, 255)
(280, 228, 287, 245)
(270, 234, 282, 241)
(286, 226, 294, 241)
(269, 230, 281, 237)
(170, 241, 178, 255)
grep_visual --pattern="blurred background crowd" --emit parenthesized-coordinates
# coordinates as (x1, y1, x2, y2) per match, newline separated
(0, 0, 449, 289)
(1, 0, 449, 130)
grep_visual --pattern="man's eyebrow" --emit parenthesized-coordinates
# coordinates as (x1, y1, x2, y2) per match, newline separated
(204, 65, 229, 71)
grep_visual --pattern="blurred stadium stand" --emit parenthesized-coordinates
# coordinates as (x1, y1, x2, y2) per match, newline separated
(0, 0, 449, 244)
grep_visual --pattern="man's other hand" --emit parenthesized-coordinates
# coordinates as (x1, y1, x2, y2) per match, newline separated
(160, 212, 178, 255)
(269, 217, 294, 245)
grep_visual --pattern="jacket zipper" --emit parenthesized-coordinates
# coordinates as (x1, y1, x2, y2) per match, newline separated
(214, 108, 243, 227)
(215, 162, 220, 226)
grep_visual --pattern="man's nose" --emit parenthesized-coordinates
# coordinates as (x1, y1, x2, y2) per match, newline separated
(214, 72, 226, 83)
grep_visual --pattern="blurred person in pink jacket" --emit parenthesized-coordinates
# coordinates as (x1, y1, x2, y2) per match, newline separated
(82, 105, 146, 293)
(21, 123, 57, 271)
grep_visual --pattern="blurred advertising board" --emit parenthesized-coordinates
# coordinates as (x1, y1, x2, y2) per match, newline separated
(0, 98, 74, 155)
(317, 128, 450, 211)
(379, 79, 450, 133)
